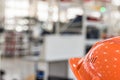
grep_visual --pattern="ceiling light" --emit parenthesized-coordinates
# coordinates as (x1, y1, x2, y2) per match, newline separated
(112, 0, 120, 6)
(90, 11, 101, 18)
(16, 26, 23, 32)
(67, 7, 84, 19)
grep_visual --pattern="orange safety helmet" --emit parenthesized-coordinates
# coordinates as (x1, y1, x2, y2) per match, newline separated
(69, 36, 120, 80)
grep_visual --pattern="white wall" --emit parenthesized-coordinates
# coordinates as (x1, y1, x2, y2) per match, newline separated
(44, 35, 85, 80)
(44, 35, 85, 61)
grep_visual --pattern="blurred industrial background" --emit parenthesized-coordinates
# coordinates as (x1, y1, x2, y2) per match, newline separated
(0, 0, 120, 80)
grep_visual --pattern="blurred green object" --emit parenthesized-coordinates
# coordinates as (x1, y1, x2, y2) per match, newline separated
(100, 7, 106, 13)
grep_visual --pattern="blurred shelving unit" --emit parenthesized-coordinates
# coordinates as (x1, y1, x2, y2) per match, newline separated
(82, 0, 110, 54)
(60, 22, 83, 34)
(0, 32, 5, 56)
(60, 15, 83, 34)
(0, 0, 5, 57)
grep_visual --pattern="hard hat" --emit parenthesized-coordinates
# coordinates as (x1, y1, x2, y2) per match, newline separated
(69, 36, 120, 80)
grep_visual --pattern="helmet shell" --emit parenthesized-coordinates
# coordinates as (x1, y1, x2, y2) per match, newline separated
(69, 36, 120, 80)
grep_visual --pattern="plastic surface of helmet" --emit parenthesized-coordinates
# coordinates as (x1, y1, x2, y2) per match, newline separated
(69, 36, 120, 80)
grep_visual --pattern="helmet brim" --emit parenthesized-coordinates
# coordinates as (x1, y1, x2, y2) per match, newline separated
(69, 58, 82, 80)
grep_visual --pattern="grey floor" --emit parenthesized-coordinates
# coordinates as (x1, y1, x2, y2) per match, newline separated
(0, 57, 35, 80)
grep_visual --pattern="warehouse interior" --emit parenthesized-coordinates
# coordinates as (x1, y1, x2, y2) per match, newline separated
(0, 0, 120, 80)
